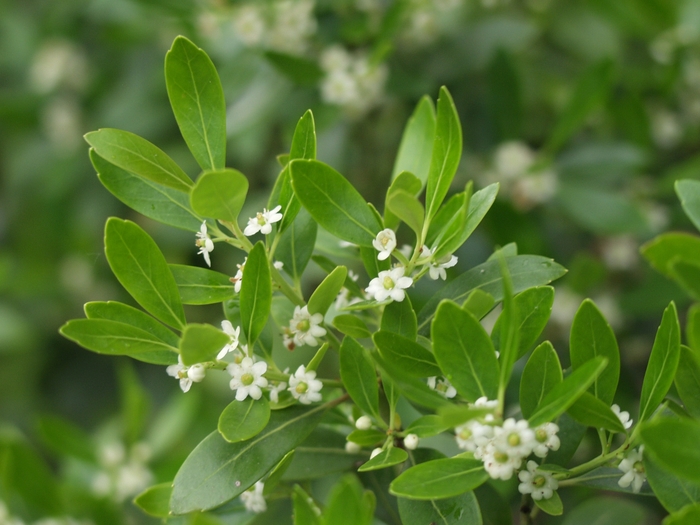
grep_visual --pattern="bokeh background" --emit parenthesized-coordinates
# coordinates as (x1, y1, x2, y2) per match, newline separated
(1, 0, 698, 523)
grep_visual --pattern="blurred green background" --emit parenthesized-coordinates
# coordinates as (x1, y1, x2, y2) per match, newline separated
(1, 0, 698, 523)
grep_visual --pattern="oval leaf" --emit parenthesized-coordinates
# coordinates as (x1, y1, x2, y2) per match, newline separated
(218, 397, 271, 443)
(390, 458, 488, 500)
(340, 337, 379, 418)
(520, 341, 563, 419)
(645, 454, 700, 513)
(398, 492, 482, 525)
(84, 300, 179, 347)
(333, 315, 371, 339)
(640, 417, 700, 484)
(381, 295, 418, 340)
(239, 242, 272, 348)
(135, 482, 173, 518)
(179, 323, 230, 366)
(358, 447, 408, 472)
(675, 345, 700, 418)
(566, 392, 626, 433)
(169, 264, 235, 305)
(392, 96, 436, 184)
(373, 330, 441, 378)
(308, 266, 347, 316)
(190, 169, 248, 223)
(676, 179, 700, 232)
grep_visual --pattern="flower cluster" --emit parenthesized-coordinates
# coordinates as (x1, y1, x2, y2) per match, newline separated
(166, 356, 207, 393)
(91, 441, 153, 502)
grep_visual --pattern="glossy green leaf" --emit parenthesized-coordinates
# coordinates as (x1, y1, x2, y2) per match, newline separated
(496, 257, 519, 392)
(462, 289, 495, 319)
(218, 397, 271, 443)
(239, 242, 271, 348)
(323, 474, 374, 525)
(398, 491, 482, 525)
(561, 497, 644, 525)
(641, 233, 700, 278)
(290, 159, 381, 246)
(664, 504, 700, 525)
(308, 266, 347, 316)
(360, 244, 391, 279)
(36, 415, 95, 463)
(170, 403, 326, 513)
(675, 345, 700, 418)
(438, 405, 494, 428)
(431, 186, 470, 261)
(282, 428, 364, 481)
(545, 414, 587, 467)
(374, 353, 448, 410)
(671, 259, 700, 300)
(179, 324, 229, 366)
(190, 169, 248, 223)
(567, 392, 626, 433)
(418, 255, 567, 335)
(392, 95, 436, 184)
(169, 264, 234, 304)
(432, 301, 499, 401)
(387, 189, 424, 235)
(645, 454, 700, 513)
(104, 218, 186, 329)
(85, 128, 192, 192)
(519, 341, 563, 419)
(91, 149, 201, 232)
(390, 458, 488, 500)
(347, 429, 385, 446)
(276, 208, 316, 283)
(528, 356, 608, 427)
(333, 315, 371, 339)
(426, 192, 466, 247)
(384, 171, 422, 230)
(535, 492, 563, 516)
(425, 86, 463, 222)
(639, 302, 681, 422)
(60, 319, 178, 365)
(358, 447, 408, 472)
(292, 485, 321, 525)
(640, 417, 700, 483)
(134, 482, 172, 518)
(340, 337, 379, 418)
(405, 415, 449, 438)
(264, 450, 296, 494)
(373, 330, 441, 377)
(676, 179, 700, 232)
(165, 36, 226, 171)
(569, 299, 620, 405)
(84, 300, 179, 347)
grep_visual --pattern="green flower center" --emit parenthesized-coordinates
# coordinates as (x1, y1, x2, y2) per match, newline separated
(381, 236, 390, 247)
(633, 461, 644, 473)
(256, 212, 266, 225)
(458, 428, 472, 440)
(295, 382, 308, 394)
(494, 451, 509, 464)
(383, 276, 395, 290)
(241, 373, 254, 386)
(508, 433, 521, 447)
(297, 319, 310, 332)
(536, 429, 547, 443)
(533, 475, 546, 488)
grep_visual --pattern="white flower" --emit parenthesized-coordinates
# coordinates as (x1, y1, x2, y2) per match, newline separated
(320, 45, 353, 73)
(511, 169, 558, 210)
(455, 420, 494, 454)
(492, 418, 536, 459)
(232, 5, 266, 47)
(227, 357, 268, 401)
(428, 254, 458, 280)
(600, 236, 638, 271)
(269, 380, 288, 404)
(241, 481, 267, 514)
(355, 415, 372, 430)
(244, 205, 283, 236)
(289, 305, 327, 347)
(474, 396, 499, 411)
(217, 321, 241, 360)
(427, 376, 457, 398)
(345, 441, 362, 454)
(518, 460, 559, 500)
(494, 141, 535, 179)
(288, 364, 323, 404)
(370, 447, 382, 459)
(166, 356, 206, 393)
(481, 442, 523, 480)
(618, 446, 646, 493)
(195, 221, 214, 267)
(232, 257, 246, 293)
(366, 267, 413, 302)
(532, 422, 560, 458)
(404, 434, 419, 450)
(611, 404, 634, 431)
(273, 260, 284, 270)
(333, 270, 360, 310)
(372, 229, 397, 261)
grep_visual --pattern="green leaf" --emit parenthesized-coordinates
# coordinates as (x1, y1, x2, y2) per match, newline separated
(165, 36, 226, 171)
(276, 207, 317, 282)
(432, 301, 499, 401)
(340, 337, 380, 419)
(676, 345, 700, 418)
(387, 189, 424, 235)
(398, 492, 482, 525)
(323, 474, 374, 525)
(307, 343, 329, 372)
(218, 397, 271, 443)
(519, 341, 563, 419)
(190, 169, 248, 223)
(263, 450, 296, 494)
(535, 492, 563, 516)
(664, 504, 700, 525)
(290, 110, 317, 160)
(462, 289, 496, 319)
(561, 497, 644, 525)
(438, 405, 494, 428)
(134, 482, 172, 518)
(384, 171, 423, 230)
(292, 485, 321, 525)
(374, 354, 448, 410)
(670, 259, 700, 300)
(104, 218, 186, 329)
(333, 315, 371, 338)
(640, 417, 700, 484)
(91, 149, 201, 232)
(426, 192, 466, 247)
(264, 51, 323, 85)
(312, 255, 365, 299)
(688, 305, 700, 352)
(179, 324, 229, 366)
(169, 264, 234, 304)
(308, 266, 347, 316)
(282, 428, 364, 481)
(431, 186, 470, 261)
(487, 49, 522, 140)
(645, 454, 700, 513)
(641, 233, 700, 278)
(567, 392, 626, 433)
(373, 330, 442, 378)
(60, 319, 178, 364)
(528, 356, 608, 427)
(676, 179, 700, 232)
(392, 95, 436, 185)
(239, 242, 272, 348)
(170, 403, 326, 513)
(569, 299, 620, 405)
(36, 415, 95, 463)
(290, 159, 382, 246)
(639, 302, 681, 422)
(84, 300, 179, 347)
(496, 258, 519, 394)
(360, 244, 391, 279)
(405, 415, 449, 438)
(418, 255, 567, 335)
(425, 86, 463, 222)
(118, 360, 150, 444)
(347, 429, 385, 446)
(390, 458, 488, 500)
(545, 413, 587, 467)
(358, 447, 408, 472)
(85, 128, 193, 192)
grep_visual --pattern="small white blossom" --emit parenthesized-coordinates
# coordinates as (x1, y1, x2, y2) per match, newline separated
(532, 422, 560, 458)
(370, 447, 382, 459)
(217, 321, 241, 360)
(455, 420, 494, 454)
(372, 229, 397, 261)
(232, 5, 266, 46)
(195, 221, 214, 267)
(428, 254, 458, 280)
(611, 404, 633, 430)
(511, 169, 558, 210)
(166, 356, 206, 393)
(269, 380, 288, 404)
(273, 260, 284, 270)
(618, 446, 646, 493)
(492, 418, 536, 459)
(345, 441, 362, 454)
(288, 364, 323, 404)
(600, 236, 638, 271)
(427, 376, 457, 398)
(494, 141, 535, 180)
(320, 45, 353, 73)
(473, 396, 499, 411)
(232, 257, 247, 293)
(227, 357, 268, 401)
(481, 442, 523, 480)
(92, 442, 153, 502)
(289, 305, 327, 347)
(366, 267, 413, 302)
(404, 434, 419, 450)
(518, 460, 559, 500)
(267, 0, 317, 55)
(241, 481, 267, 514)
(244, 205, 283, 236)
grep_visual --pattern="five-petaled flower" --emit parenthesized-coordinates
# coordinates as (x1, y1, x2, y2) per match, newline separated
(612, 404, 634, 430)
(240, 481, 266, 513)
(518, 460, 558, 500)
(217, 320, 241, 360)
(618, 446, 646, 493)
(429, 254, 458, 280)
(288, 305, 327, 347)
(231, 257, 247, 293)
(195, 221, 214, 267)
(166, 356, 206, 393)
(227, 357, 268, 401)
(372, 229, 397, 261)
(288, 364, 323, 404)
(244, 205, 283, 236)
(366, 266, 413, 302)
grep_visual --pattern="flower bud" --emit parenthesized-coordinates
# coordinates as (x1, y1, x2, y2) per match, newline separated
(404, 433, 419, 450)
(355, 415, 372, 430)
(370, 447, 382, 459)
(345, 441, 361, 454)
(188, 364, 206, 383)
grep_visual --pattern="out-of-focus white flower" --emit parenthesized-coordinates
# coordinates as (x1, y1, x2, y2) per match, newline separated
(455, 420, 494, 454)
(651, 109, 683, 149)
(334, 270, 360, 310)
(289, 305, 327, 347)
(288, 364, 323, 404)
(612, 404, 633, 430)
(494, 141, 535, 180)
(355, 415, 372, 430)
(268, 0, 317, 55)
(373, 229, 397, 261)
(404, 433, 419, 450)
(218, 321, 242, 360)
(232, 257, 247, 293)
(269, 379, 288, 403)
(227, 357, 269, 401)
(241, 481, 267, 513)
(196, 221, 214, 267)
(366, 267, 413, 302)
(518, 460, 559, 500)
(618, 446, 646, 493)
(30, 39, 89, 94)
(650, 31, 677, 65)
(345, 440, 362, 453)
(600, 236, 638, 271)
(232, 5, 266, 46)
(429, 254, 458, 280)
(592, 293, 623, 330)
(427, 376, 457, 398)
(167, 356, 207, 393)
(320, 45, 353, 73)
(92, 442, 153, 502)
(273, 260, 284, 270)
(511, 169, 558, 210)
(42, 96, 83, 152)
(532, 422, 560, 458)
(244, 205, 283, 236)
(550, 287, 582, 330)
